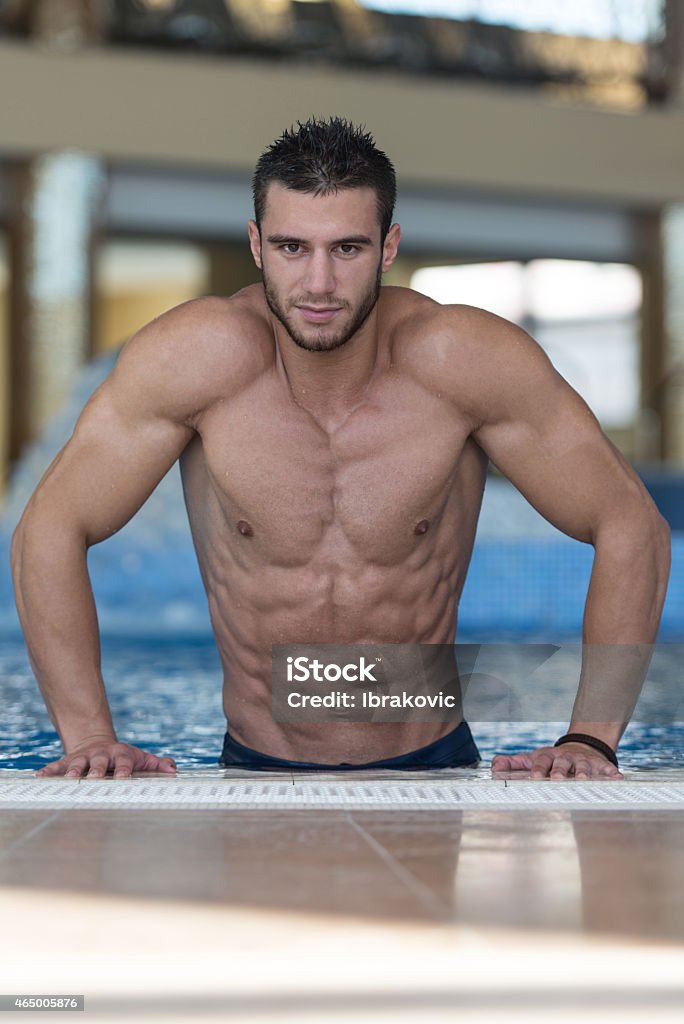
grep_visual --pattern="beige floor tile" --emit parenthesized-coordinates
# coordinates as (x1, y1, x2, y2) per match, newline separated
(0, 809, 436, 919)
(2, 772, 684, 1023)
(1, 885, 683, 1023)
(0, 810, 60, 857)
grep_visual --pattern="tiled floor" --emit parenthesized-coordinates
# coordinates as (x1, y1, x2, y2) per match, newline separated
(1, 772, 684, 1022)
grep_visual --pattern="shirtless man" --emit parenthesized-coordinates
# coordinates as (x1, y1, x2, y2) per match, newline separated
(11, 117, 670, 780)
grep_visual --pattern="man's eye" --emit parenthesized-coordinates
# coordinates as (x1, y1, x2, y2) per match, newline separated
(338, 244, 357, 255)
(282, 243, 301, 254)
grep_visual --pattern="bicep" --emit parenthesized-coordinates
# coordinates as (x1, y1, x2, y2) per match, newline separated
(20, 348, 196, 547)
(471, 339, 649, 543)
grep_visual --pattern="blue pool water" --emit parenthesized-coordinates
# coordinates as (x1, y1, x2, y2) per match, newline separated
(2, 347, 684, 642)
(2, 634, 683, 773)
(2, 350, 684, 773)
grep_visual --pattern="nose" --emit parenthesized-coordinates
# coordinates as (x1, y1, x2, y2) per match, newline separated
(301, 249, 336, 298)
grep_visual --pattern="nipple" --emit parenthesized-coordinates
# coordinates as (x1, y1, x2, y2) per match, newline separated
(414, 519, 430, 536)
(237, 519, 254, 537)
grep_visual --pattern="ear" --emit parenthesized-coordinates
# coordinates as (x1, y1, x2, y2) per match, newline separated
(381, 223, 401, 273)
(247, 220, 262, 269)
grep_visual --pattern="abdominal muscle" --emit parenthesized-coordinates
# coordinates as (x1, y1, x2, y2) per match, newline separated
(180, 434, 485, 764)
(214, 554, 464, 763)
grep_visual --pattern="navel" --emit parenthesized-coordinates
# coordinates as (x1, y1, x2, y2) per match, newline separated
(237, 519, 254, 537)
(414, 519, 430, 536)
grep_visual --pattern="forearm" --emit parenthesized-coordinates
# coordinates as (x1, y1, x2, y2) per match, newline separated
(582, 512, 670, 644)
(572, 512, 671, 747)
(11, 519, 116, 752)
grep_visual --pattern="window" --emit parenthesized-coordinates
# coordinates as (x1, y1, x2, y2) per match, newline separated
(411, 259, 641, 430)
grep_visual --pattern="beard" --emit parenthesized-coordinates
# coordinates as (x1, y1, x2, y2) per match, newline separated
(262, 261, 383, 353)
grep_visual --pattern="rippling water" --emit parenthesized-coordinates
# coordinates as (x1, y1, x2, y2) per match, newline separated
(2, 635, 683, 772)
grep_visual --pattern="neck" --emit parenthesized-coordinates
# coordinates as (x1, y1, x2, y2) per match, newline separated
(273, 305, 385, 424)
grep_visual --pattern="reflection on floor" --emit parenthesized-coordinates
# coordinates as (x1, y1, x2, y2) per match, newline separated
(1, 771, 684, 1022)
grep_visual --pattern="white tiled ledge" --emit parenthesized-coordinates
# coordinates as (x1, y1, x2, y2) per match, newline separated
(1, 771, 683, 810)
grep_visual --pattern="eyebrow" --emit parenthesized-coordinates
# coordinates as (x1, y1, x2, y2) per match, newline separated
(265, 234, 374, 246)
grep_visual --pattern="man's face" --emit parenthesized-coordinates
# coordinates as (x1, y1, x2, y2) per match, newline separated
(248, 183, 400, 352)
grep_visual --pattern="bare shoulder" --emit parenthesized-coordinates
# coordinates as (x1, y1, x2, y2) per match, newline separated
(108, 286, 272, 428)
(389, 292, 562, 429)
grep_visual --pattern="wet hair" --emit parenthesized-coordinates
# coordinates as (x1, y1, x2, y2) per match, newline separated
(252, 116, 397, 242)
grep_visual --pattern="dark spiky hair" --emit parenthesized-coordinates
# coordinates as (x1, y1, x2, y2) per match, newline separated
(252, 116, 397, 242)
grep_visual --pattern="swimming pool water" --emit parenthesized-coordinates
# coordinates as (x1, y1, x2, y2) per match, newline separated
(2, 635, 683, 773)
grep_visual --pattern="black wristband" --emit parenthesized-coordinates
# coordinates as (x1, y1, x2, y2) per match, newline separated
(554, 733, 619, 768)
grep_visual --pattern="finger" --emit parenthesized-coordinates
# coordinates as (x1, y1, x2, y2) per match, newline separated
(64, 757, 90, 779)
(112, 756, 135, 779)
(35, 758, 67, 778)
(86, 754, 115, 779)
(491, 753, 533, 772)
(530, 753, 555, 779)
(140, 752, 176, 772)
(573, 757, 593, 780)
(568, 755, 622, 779)
(132, 751, 177, 775)
(549, 754, 574, 779)
(598, 761, 624, 780)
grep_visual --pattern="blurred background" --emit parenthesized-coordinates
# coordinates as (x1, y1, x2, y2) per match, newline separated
(3, 9, 684, 1002)
(0, 0, 683, 639)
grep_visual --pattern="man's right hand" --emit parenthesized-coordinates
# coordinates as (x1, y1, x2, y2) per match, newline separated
(35, 738, 177, 779)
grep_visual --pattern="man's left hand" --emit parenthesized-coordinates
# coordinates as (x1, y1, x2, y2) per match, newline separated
(491, 742, 623, 780)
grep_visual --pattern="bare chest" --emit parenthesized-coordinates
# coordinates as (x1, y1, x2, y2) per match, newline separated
(185, 377, 480, 565)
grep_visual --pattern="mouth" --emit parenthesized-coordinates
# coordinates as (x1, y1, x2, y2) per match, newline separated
(296, 306, 344, 324)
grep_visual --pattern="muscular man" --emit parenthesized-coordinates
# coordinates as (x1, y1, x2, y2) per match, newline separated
(11, 118, 670, 780)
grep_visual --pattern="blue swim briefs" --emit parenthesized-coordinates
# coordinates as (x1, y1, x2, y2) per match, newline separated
(219, 719, 480, 771)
